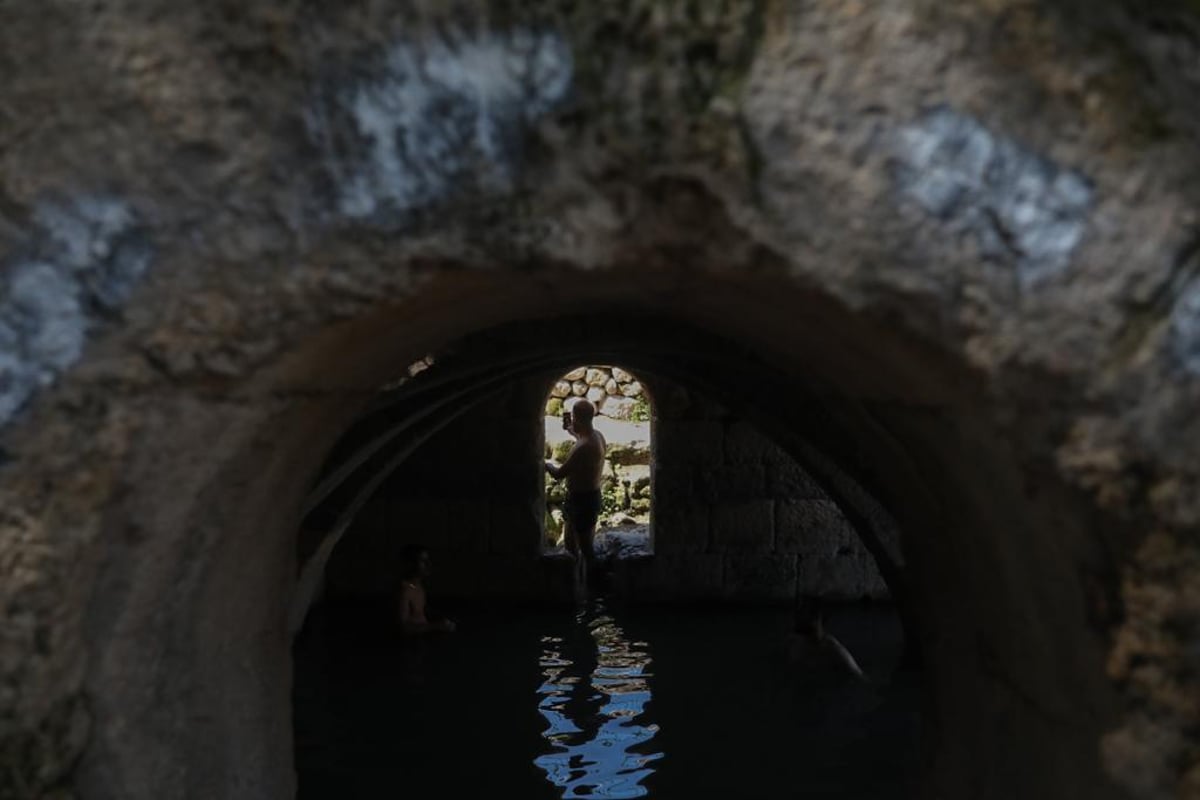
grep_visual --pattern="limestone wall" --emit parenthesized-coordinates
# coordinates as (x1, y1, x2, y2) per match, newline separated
(546, 365, 646, 420)
(628, 384, 888, 602)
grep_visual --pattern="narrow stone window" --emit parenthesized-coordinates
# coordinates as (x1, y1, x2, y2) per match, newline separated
(542, 365, 654, 559)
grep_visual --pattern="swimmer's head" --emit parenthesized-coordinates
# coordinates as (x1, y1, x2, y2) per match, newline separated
(400, 543, 432, 580)
(794, 597, 824, 637)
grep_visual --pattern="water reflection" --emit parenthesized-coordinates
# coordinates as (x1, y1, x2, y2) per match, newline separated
(534, 604, 662, 798)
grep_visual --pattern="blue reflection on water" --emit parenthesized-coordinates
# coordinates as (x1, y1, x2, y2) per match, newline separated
(534, 605, 663, 798)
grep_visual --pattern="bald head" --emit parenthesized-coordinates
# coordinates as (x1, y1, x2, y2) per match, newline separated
(571, 399, 596, 429)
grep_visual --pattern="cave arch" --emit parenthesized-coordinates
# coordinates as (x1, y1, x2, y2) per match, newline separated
(74, 266, 1120, 798)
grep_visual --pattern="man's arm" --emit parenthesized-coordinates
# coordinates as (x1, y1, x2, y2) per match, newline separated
(825, 635, 866, 680)
(545, 441, 581, 481)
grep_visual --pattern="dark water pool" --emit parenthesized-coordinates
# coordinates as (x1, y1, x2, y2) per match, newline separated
(294, 601, 920, 799)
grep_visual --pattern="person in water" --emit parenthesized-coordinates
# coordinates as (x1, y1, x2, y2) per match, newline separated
(787, 598, 866, 681)
(396, 544, 456, 634)
(544, 399, 607, 592)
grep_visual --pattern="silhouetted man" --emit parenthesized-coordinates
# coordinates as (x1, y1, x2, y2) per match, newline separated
(545, 400, 607, 593)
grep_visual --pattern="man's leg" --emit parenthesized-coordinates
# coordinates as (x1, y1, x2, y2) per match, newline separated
(563, 515, 579, 557)
(579, 522, 597, 592)
(562, 514, 586, 597)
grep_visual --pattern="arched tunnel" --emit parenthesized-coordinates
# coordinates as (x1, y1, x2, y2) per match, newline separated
(2, 2, 1199, 799)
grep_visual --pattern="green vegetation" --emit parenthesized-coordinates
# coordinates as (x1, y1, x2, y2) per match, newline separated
(545, 397, 564, 416)
(629, 396, 652, 422)
(552, 439, 574, 462)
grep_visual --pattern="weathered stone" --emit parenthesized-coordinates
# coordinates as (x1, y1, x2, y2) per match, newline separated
(585, 368, 608, 387)
(563, 367, 587, 381)
(447, 500, 491, 554)
(892, 106, 1093, 289)
(571, 380, 587, 397)
(611, 553, 724, 601)
(306, 30, 572, 223)
(605, 378, 619, 395)
(711, 501, 774, 551)
(0, 197, 149, 426)
(1170, 277, 1200, 375)
(600, 395, 637, 420)
(585, 386, 605, 405)
(386, 498, 449, 547)
(694, 462, 765, 502)
(774, 499, 855, 554)
(656, 421, 723, 466)
(724, 420, 772, 465)
(489, 499, 541, 554)
(723, 553, 797, 601)
(765, 450, 827, 500)
(622, 381, 643, 397)
(797, 548, 887, 600)
(606, 441, 650, 467)
(652, 498, 709, 554)
(612, 367, 634, 384)
(550, 380, 571, 399)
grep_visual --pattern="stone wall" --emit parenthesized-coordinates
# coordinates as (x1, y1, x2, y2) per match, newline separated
(546, 365, 646, 420)
(629, 383, 889, 602)
(328, 371, 887, 604)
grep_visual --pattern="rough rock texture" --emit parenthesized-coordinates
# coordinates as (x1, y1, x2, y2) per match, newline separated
(2, 0, 1199, 798)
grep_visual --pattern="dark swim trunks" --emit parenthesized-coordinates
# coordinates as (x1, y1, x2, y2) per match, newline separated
(564, 489, 602, 533)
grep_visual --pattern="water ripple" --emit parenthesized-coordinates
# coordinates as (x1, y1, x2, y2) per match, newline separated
(534, 605, 663, 798)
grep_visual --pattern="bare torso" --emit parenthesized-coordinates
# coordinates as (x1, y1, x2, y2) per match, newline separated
(398, 581, 427, 626)
(565, 430, 606, 492)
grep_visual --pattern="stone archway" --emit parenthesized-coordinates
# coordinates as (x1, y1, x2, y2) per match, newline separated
(2, 2, 1199, 799)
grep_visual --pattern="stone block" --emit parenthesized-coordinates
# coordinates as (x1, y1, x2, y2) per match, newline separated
(711, 501, 774, 551)
(796, 547, 888, 600)
(585, 368, 608, 387)
(551, 380, 571, 398)
(600, 395, 637, 420)
(694, 462, 765, 501)
(655, 420, 723, 466)
(653, 500, 710, 553)
(438, 554, 543, 600)
(775, 499, 856, 554)
(612, 553, 724, 601)
(491, 421, 544, 465)
(489, 498, 542, 554)
(764, 450, 826, 499)
(564, 367, 586, 381)
(723, 553, 798, 601)
(724, 420, 773, 465)
(388, 497, 450, 547)
(652, 462, 690, 499)
(447, 499, 490, 554)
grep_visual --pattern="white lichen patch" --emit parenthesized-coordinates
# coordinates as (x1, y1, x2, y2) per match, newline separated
(892, 106, 1093, 288)
(0, 196, 149, 427)
(1170, 277, 1200, 375)
(306, 29, 573, 223)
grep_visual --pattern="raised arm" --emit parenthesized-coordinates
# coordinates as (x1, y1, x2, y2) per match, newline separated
(545, 440, 581, 481)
